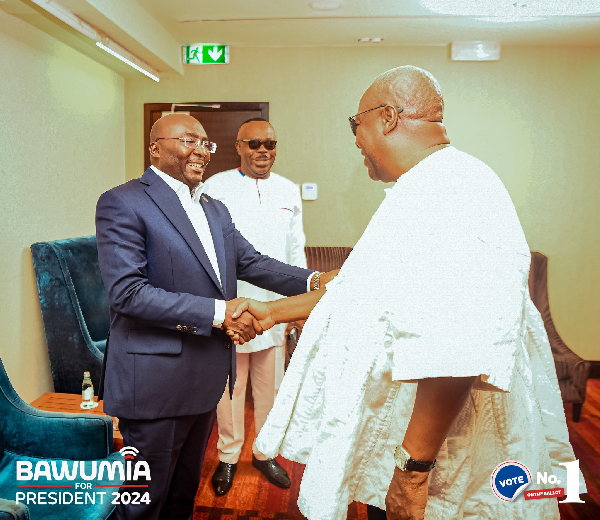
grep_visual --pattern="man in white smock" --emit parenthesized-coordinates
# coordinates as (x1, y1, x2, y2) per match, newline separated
(203, 118, 308, 495)
(230, 67, 586, 519)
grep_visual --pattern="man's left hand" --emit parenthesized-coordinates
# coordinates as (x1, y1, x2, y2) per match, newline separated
(385, 467, 429, 520)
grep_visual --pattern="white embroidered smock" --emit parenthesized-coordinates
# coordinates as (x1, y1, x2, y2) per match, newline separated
(255, 146, 585, 519)
(204, 168, 307, 353)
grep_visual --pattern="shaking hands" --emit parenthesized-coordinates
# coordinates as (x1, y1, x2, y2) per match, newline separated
(222, 298, 273, 345)
(222, 269, 340, 345)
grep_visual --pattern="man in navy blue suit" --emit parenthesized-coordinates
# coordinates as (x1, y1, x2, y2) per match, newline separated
(96, 114, 322, 520)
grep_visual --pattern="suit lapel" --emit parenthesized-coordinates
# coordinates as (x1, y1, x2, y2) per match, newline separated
(200, 196, 227, 295)
(141, 168, 226, 298)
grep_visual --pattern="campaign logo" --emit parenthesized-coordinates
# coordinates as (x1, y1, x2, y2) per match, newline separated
(15, 446, 151, 508)
(491, 461, 532, 502)
(120, 446, 139, 460)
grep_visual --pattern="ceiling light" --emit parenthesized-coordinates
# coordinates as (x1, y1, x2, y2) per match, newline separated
(451, 41, 501, 61)
(96, 40, 160, 82)
(29, 0, 160, 81)
(310, 1, 343, 11)
(358, 38, 384, 43)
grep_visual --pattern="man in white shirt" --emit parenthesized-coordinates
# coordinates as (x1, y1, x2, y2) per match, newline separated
(231, 67, 585, 519)
(203, 119, 307, 495)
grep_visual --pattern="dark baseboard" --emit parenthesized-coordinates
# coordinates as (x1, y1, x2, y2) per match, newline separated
(589, 360, 600, 379)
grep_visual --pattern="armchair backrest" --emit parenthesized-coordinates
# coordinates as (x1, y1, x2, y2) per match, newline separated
(305, 246, 353, 272)
(30, 236, 109, 394)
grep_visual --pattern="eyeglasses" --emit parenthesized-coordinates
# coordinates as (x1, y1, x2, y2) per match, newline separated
(237, 139, 277, 151)
(348, 105, 404, 136)
(154, 137, 217, 153)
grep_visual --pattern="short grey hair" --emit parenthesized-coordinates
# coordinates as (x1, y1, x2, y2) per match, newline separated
(371, 65, 444, 122)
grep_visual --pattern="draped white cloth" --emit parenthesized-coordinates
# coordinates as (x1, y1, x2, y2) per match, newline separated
(255, 147, 585, 519)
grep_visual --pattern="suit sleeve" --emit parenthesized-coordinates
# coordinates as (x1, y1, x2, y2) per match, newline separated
(233, 225, 313, 296)
(95, 189, 216, 336)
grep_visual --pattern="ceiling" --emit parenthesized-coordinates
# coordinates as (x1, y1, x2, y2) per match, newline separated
(2, 0, 600, 78)
(141, 0, 600, 47)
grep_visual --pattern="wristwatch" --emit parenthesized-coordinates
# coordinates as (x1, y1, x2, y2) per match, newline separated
(394, 445, 436, 472)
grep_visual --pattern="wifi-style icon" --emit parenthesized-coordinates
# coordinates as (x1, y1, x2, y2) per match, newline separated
(119, 446, 139, 460)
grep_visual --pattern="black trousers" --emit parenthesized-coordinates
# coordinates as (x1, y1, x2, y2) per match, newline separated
(367, 504, 387, 520)
(115, 408, 216, 520)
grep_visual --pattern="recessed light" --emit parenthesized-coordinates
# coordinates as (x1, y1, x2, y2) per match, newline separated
(310, 1, 343, 11)
(358, 38, 384, 43)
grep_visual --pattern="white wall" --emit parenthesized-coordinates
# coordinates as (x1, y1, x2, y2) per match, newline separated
(125, 45, 600, 361)
(0, 9, 126, 401)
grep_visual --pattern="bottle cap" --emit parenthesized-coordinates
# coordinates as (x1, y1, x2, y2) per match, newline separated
(84, 371, 90, 377)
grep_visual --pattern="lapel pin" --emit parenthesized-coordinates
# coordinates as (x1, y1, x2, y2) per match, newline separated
(202, 195, 208, 202)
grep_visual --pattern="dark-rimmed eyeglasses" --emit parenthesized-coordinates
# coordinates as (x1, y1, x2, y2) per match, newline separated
(237, 139, 277, 151)
(348, 105, 404, 136)
(155, 137, 217, 153)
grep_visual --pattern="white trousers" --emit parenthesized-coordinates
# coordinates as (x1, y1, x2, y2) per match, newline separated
(216, 346, 281, 463)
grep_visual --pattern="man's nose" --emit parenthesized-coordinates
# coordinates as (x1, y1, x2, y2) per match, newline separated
(194, 144, 209, 156)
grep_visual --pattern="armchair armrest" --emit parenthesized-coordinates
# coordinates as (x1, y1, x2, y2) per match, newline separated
(0, 498, 29, 520)
(1, 387, 112, 460)
(4, 408, 113, 460)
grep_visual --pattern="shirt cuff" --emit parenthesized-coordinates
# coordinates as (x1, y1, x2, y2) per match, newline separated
(213, 299, 226, 327)
(307, 272, 317, 292)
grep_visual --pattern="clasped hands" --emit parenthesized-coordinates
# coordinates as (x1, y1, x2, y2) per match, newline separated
(221, 269, 340, 344)
(222, 298, 273, 345)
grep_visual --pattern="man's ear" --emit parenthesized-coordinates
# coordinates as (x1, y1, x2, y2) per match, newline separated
(235, 141, 242, 156)
(382, 105, 399, 136)
(149, 143, 160, 159)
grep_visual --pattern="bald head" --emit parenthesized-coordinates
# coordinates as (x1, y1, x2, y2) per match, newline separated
(368, 66, 444, 122)
(354, 65, 449, 182)
(148, 113, 209, 190)
(150, 113, 202, 143)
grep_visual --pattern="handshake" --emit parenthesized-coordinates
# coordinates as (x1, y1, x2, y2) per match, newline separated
(222, 298, 273, 345)
(221, 269, 339, 345)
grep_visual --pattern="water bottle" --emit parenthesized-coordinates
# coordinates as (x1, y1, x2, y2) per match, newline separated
(81, 371, 98, 409)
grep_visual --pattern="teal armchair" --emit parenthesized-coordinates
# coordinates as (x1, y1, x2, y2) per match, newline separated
(0, 357, 123, 519)
(30, 236, 109, 394)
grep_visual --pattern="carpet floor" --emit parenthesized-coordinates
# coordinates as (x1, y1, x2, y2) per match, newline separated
(193, 379, 600, 519)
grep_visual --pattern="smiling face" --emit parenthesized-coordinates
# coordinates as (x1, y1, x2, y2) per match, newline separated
(235, 121, 277, 179)
(149, 114, 210, 190)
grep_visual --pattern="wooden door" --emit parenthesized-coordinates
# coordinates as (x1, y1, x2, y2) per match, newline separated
(143, 102, 269, 181)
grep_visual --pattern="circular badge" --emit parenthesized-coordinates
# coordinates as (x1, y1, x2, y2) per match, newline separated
(491, 461, 532, 502)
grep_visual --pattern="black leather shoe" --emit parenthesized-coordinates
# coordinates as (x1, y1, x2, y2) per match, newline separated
(252, 455, 291, 489)
(212, 461, 237, 496)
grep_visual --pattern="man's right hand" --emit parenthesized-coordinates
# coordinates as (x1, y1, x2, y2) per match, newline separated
(231, 298, 276, 331)
(223, 298, 264, 344)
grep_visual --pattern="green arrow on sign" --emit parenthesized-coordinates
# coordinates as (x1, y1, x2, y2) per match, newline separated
(203, 45, 226, 63)
(183, 44, 229, 64)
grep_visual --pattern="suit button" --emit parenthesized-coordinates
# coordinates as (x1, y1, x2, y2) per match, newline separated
(176, 325, 183, 331)
(224, 340, 231, 349)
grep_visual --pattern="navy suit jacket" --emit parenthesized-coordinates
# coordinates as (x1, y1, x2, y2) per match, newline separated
(95, 168, 313, 420)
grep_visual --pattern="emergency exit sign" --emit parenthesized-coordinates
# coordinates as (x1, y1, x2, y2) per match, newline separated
(183, 44, 229, 64)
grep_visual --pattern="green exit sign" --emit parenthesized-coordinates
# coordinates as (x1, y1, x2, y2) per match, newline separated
(184, 44, 229, 65)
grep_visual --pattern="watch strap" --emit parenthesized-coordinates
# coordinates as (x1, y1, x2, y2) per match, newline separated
(394, 445, 436, 472)
(404, 458, 436, 472)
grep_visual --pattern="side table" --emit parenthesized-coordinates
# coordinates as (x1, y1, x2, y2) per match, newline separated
(30, 392, 123, 451)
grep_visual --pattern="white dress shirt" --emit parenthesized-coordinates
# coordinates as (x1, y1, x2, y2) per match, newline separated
(150, 165, 226, 326)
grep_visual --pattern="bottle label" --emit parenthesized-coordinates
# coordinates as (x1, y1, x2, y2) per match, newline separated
(83, 387, 94, 401)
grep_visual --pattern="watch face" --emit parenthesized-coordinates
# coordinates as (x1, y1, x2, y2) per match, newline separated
(394, 445, 410, 470)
